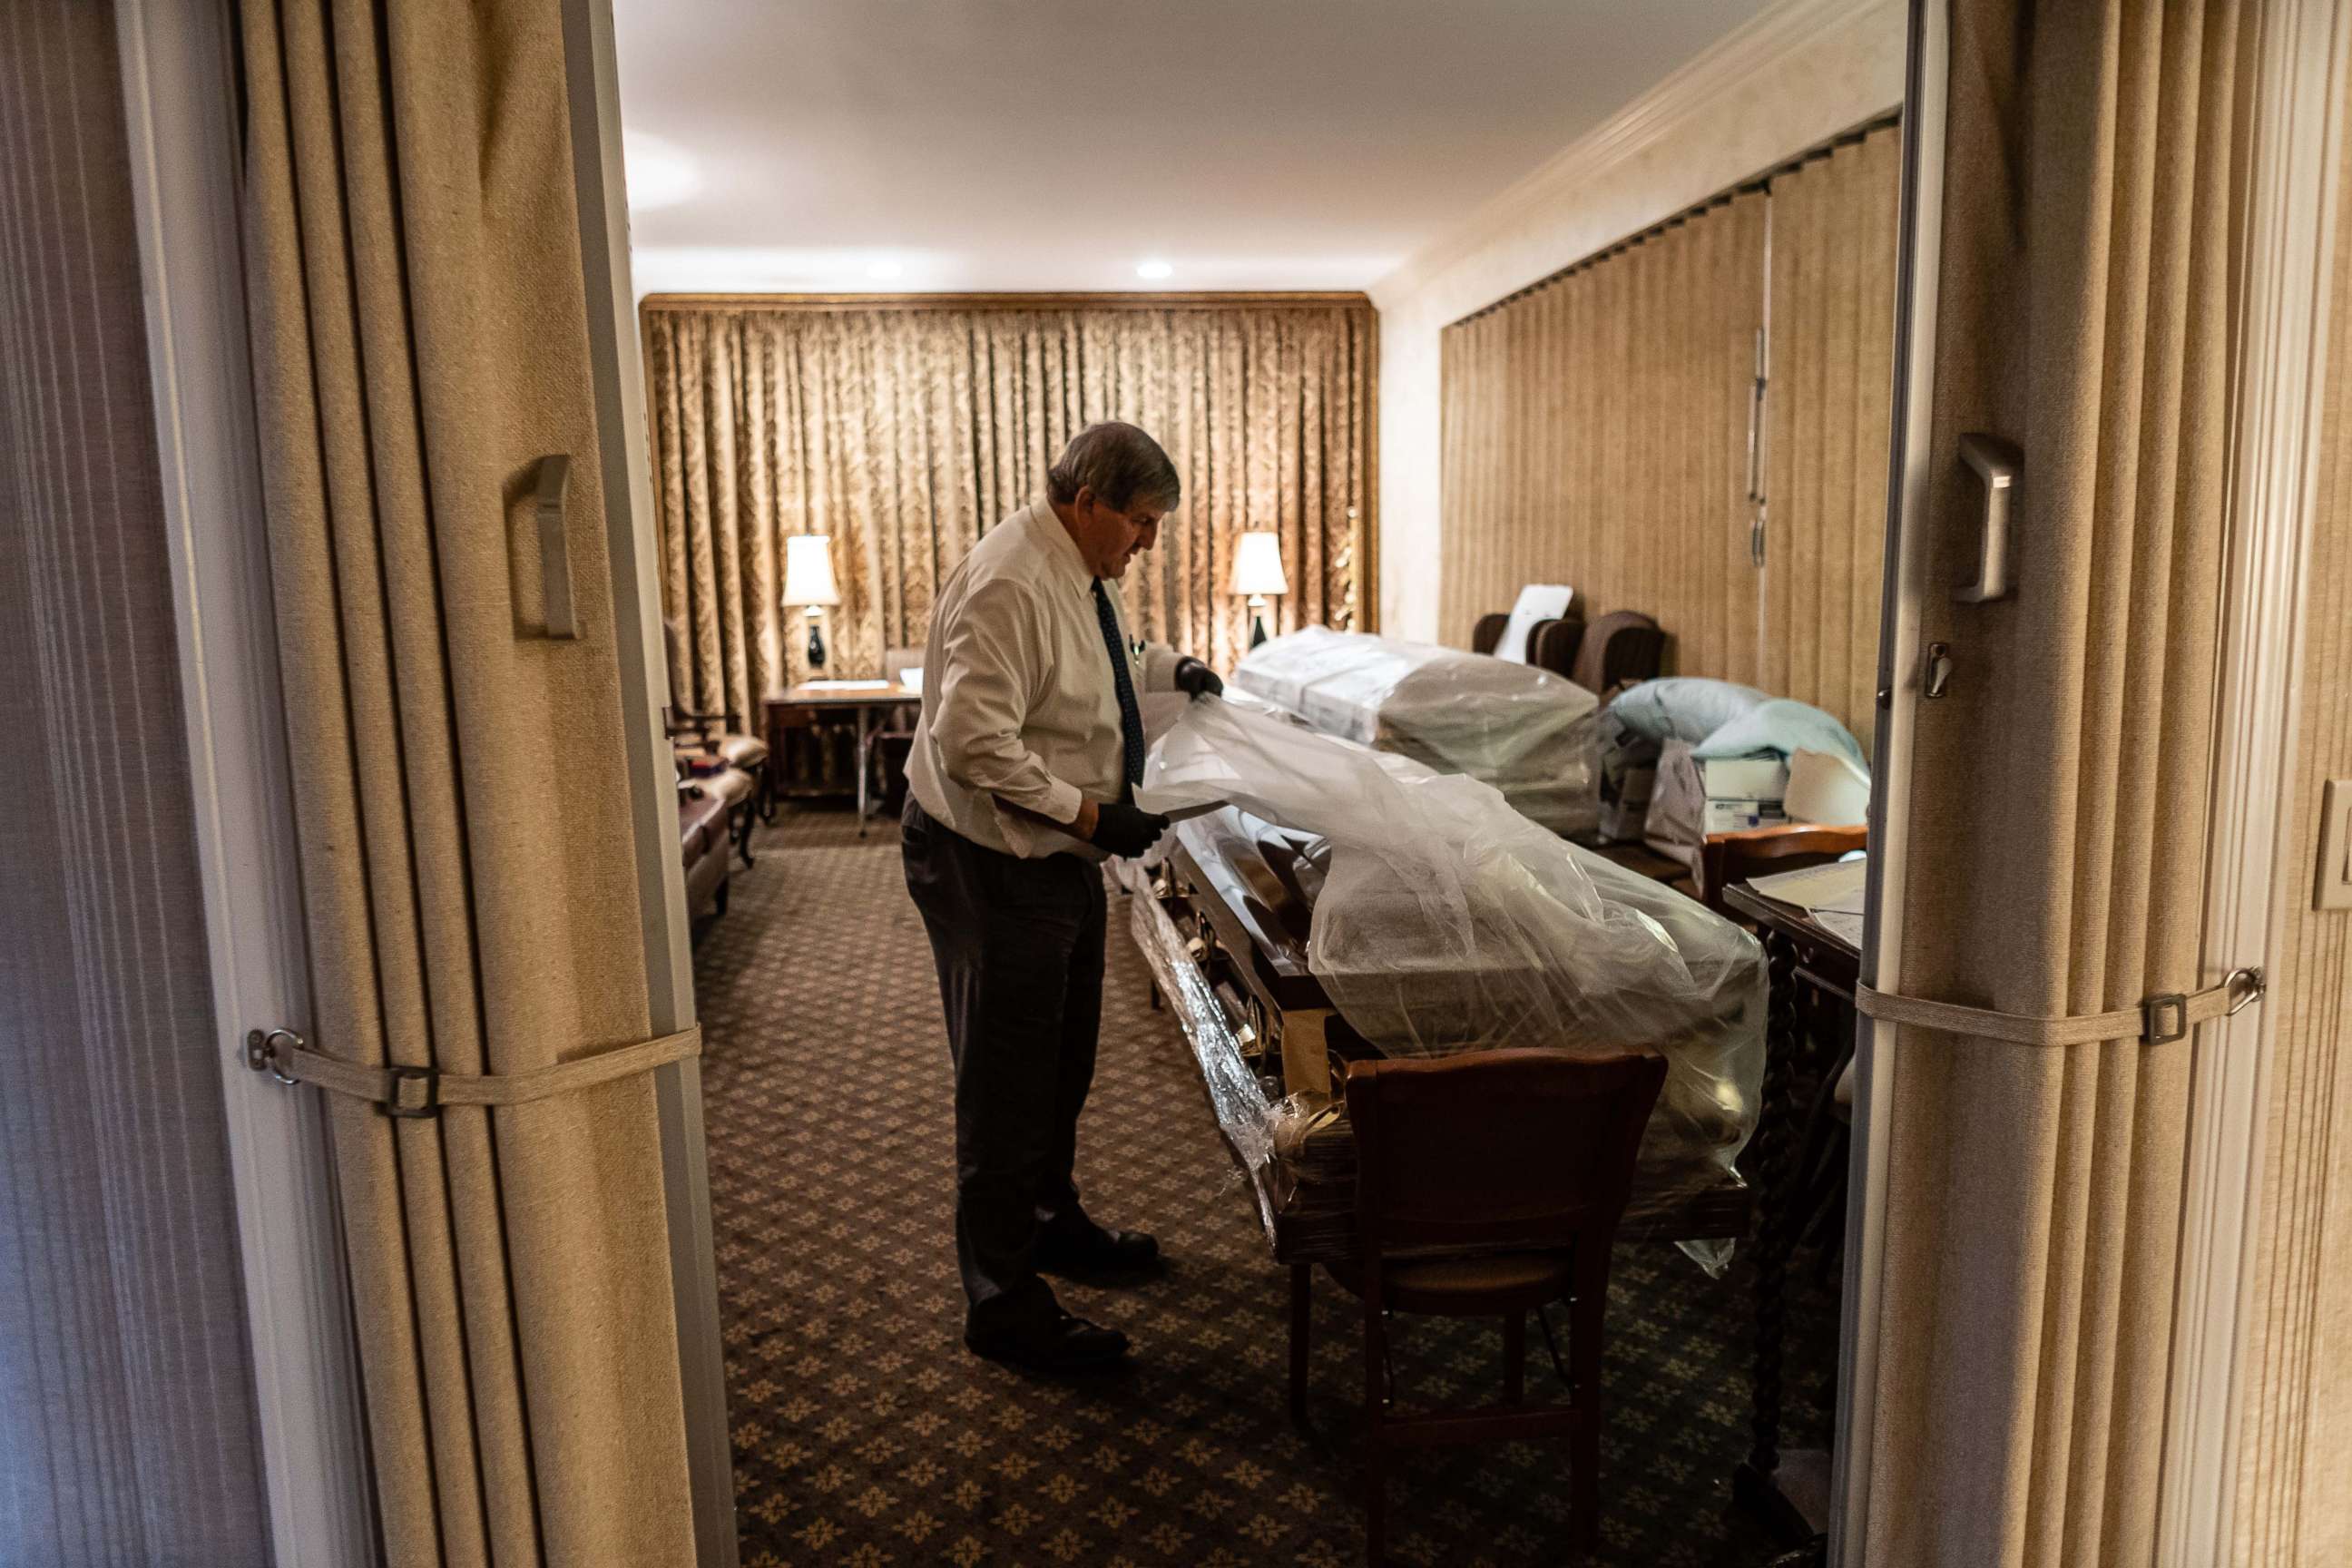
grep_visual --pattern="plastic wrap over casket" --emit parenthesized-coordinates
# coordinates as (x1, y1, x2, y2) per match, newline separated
(1141, 699, 1767, 1233)
(1230, 627, 1601, 835)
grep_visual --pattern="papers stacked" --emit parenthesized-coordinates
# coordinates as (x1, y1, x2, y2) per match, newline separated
(1745, 858, 1868, 948)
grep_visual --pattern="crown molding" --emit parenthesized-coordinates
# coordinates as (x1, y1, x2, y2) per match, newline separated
(639, 289, 1374, 314)
(1370, 0, 1897, 311)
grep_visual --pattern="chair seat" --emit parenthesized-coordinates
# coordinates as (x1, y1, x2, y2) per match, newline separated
(714, 733, 768, 767)
(697, 767, 756, 806)
(1324, 1250, 1576, 1312)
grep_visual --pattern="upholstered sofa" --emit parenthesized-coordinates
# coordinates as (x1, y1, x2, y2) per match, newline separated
(679, 784, 731, 926)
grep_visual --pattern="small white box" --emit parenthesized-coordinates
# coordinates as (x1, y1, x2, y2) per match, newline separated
(1695, 755, 1790, 801)
(1702, 797, 1790, 834)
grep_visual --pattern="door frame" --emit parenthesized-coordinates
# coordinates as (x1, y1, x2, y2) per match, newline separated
(118, 0, 376, 1561)
(558, 3, 740, 1563)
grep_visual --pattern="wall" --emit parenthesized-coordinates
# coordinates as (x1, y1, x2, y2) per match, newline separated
(0, 2, 274, 1562)
(1368, 0, 1906, 641)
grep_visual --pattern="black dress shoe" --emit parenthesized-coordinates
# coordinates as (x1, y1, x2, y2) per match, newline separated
(964, 1310, 1132, 1374)
(1036, 1222, 1161, 1280)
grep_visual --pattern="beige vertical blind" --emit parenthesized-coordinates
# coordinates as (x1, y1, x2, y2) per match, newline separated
(1437, 192, 1767, 681)
(642, 298, 1377, 722)
(1436, 123, 1901, 743)
(2232, 105, 2352, 1564)
(238, 0, 697, 1562)
(1863, 1, 2249, 1562)
(1764, 123, 1904, 748)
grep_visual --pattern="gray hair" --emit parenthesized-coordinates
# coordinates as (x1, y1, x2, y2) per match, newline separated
(1046, 422, 1181, 514)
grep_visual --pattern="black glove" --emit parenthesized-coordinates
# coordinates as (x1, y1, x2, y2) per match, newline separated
(1173, 656, 1223, 699)
(1089, 800, 1171, 858)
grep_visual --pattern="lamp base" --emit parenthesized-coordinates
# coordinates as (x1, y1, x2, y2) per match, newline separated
(1248, 595, 1270, 649)
(805, 610, 828, 670)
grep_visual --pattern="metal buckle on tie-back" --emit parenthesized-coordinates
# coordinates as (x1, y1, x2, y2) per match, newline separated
(243, 1027, 303, 1085)
(2144, 966, 2265, 1044)
(2143, 994, 2189, 1044)
(384, 1064, 440, 1119)
(2224, 965, 2265, 1016)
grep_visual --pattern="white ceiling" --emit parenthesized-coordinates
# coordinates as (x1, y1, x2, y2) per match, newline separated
(614, 0, 1773, 298)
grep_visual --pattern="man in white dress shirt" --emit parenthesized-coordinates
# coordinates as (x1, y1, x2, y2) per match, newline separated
(902, 422, 1221, 1373)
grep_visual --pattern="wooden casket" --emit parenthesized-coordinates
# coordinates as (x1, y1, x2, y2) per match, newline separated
(1132, 808, 1755, 1265)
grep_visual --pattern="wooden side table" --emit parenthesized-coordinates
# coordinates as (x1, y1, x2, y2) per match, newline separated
(1721, 881, 1863, 1562)
(764, 683, 923, 834)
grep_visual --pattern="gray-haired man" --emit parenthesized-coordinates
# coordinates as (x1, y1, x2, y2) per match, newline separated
(902, 422, 1221, 1373)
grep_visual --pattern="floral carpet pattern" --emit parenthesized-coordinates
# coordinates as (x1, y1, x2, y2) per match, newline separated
(694, 808, 1837, 1567)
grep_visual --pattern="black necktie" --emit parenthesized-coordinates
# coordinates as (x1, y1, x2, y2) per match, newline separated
(1093, 579, 1145, 793)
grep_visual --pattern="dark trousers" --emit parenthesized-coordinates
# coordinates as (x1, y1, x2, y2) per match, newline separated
(900, 797, 1105, 1335)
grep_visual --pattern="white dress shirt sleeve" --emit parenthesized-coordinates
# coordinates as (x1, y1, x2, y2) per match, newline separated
(928, 576, 1085, 826)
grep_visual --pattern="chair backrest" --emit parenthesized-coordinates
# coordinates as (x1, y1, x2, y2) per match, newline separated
(883, 645, 922, 685)
(1473, 611, 1586, 677)
(1571, 611, 1666, 696)
(1344, 1048, 1666, 1255)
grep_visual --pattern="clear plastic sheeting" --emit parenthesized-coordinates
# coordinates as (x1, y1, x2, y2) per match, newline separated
(1230, 627, 1602, 835)
(1142, 698, 1766, 1267)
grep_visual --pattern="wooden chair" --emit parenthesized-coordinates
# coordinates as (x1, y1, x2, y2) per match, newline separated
(1698, 822, 1867, 915)
(1291, 1048, 1667, 1563)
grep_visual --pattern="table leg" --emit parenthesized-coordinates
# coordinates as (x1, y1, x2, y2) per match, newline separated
(1735, 928, 1815, 1545)
(855, 706, 874, 836)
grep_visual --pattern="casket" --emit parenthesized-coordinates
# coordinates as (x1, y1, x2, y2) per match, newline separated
(1230, 628, 1602, 835)
(1132, 807, 1757, 1264)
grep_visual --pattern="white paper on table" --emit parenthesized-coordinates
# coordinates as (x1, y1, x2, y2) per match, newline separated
(1814, 909, 1867, 947)
(803, 678, 893, 691)
(1745, 857, 1868, 912)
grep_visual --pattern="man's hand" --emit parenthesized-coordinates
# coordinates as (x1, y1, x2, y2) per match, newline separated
(1173, 657, 1222, 699)
(1087, 800, 1171, 858)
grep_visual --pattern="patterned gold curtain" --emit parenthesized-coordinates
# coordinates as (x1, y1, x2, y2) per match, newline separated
(642, 299, 1377, 720)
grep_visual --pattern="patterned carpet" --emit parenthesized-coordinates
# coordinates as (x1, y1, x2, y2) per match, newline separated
(695, 808, 1838, 1568)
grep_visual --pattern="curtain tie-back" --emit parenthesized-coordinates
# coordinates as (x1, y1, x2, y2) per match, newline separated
(1854, 968, 2262, 1047)
(242, 1025, 703, 1117)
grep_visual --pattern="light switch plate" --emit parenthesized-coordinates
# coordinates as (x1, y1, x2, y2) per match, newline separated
(2321, 779, 2352, 912)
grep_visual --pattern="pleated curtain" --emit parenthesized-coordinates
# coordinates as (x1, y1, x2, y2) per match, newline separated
(1861, 1, 2249, 1562)
(1764, 124, 1903, 750)
(238, 1, 696, 1563)
(1437, 191, 1767, 681)
(642, 299, 1377, 722)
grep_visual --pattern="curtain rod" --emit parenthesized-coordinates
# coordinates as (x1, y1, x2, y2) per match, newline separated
(640, 290, 1376, 314)
(1450, 107, 1904, 328)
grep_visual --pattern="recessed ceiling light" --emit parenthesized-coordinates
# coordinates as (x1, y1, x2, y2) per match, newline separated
(867, 260, 905, 280)
(1136, 260, 1174, 281)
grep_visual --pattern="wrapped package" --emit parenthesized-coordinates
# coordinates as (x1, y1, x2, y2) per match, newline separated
(1137, 697, 1766, 1269)
(1229, 626, 1601, 835)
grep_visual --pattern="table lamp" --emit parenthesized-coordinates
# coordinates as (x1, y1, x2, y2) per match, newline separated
(783, 533, 840, 670)
(1230, 529, 1289, 649)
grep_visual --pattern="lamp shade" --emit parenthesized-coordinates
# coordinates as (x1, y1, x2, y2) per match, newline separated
(782, 533, 840, 607)
(1230, 530, 1289, 597)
